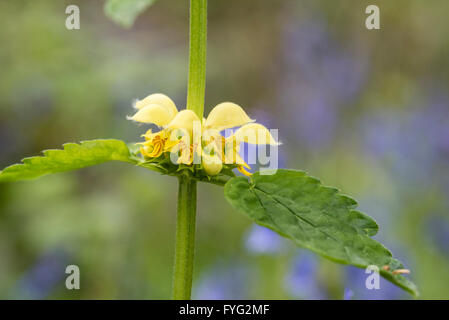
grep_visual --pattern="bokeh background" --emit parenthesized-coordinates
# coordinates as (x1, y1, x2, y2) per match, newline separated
(1, 0, 448, 299)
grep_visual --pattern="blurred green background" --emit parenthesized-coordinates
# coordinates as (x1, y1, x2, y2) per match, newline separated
(1, 0, 448, 299)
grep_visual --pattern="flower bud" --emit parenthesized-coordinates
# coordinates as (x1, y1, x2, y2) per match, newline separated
(202, 153, 223, 176)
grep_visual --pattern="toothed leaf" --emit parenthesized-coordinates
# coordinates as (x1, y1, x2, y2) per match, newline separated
(0, 139, 137, 182)
(224, 169, 419, 297)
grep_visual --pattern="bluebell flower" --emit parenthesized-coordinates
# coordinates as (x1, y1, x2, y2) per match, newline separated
(12, 249, 69, 299)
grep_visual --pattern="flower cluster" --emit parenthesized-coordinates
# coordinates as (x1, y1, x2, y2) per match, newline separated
(129, 94, 279, 176)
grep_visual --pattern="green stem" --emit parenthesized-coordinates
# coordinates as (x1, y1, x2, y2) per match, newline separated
(186, 0, 207, 118)
(172, 0, 207, 300)
(173, 175, 197, 299)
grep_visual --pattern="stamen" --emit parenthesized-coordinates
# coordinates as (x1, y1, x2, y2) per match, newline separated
(238, 165, 252, 177)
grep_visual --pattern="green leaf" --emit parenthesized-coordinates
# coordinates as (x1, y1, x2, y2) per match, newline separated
(0, 139, 137, 183)
(224, 169, 419, 297)
(104, 0, 157, 28)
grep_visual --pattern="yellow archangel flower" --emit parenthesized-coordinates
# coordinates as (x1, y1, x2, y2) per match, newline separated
(129, 93, 280, 176)
(138, 129, 179, 158)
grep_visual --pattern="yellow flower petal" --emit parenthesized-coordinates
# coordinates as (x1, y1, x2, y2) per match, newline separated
(232, 123, 279, 145)
(129, 104, 172, 126)
(134, 93, 178, 119)
(170, 139, 193, 164)
(202, 152, 223, 176)
(166, 110, 201, 135)
(205, 102, 254, 131)
(140, 145, 152, 158)
(148, 143, 163, 158)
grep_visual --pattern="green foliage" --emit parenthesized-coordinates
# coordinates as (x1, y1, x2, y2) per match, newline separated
(0, 139, 136, 183)
(224, 169, 419, 296)
(104, 0, 157, 28)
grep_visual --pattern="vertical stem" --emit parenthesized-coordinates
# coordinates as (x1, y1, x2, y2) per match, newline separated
(173, 175, 197, 299)
(172, 0, 207, 300)
(186, 0, 207, 118)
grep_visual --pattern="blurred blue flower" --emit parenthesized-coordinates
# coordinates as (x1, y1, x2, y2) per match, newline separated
(344, 266, 406, 300)
(284, 251, 328, 299)
(343, 287, 354, 300)
(279, 15, 367, 149)
(12, 248, 69, 299)
(245, 224, 285, 255)
(193, 263, 248, 300)
(362, 93, 449, 187)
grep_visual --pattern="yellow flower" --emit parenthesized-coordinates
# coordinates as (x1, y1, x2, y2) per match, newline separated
(204, 102, 254, 131)
(130, 94, 280, 176)
(169, 136, 196, 165)
(130, 94, 182, 159)
(138, 129, 179, 158)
